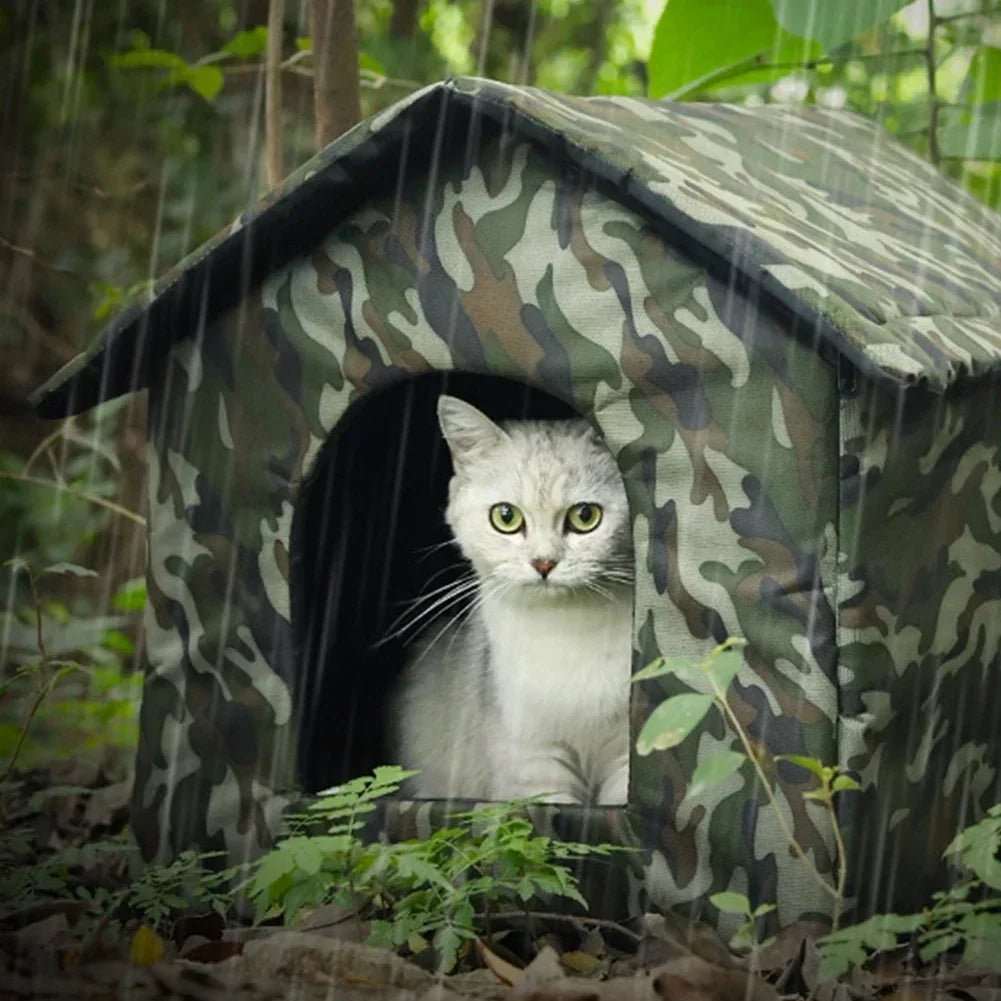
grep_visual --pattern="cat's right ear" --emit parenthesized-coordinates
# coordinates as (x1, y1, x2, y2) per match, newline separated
(437, 395, 509, 469)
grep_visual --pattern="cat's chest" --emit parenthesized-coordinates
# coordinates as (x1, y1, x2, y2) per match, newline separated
(480, 593, 632, 731)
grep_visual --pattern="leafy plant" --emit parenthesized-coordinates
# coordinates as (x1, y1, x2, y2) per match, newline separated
(0, 560, 143, 776)
(123, 850, 233, 932)
(249, 766, 621, 971)
(710, 890, 776, 953)
(817, 806, 1001, 979)
(633, 639, 858, 927)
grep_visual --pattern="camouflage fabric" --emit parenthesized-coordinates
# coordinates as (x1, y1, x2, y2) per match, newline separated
(32, 76, 1001, 417)
(837, 373, 1001, 915)
(31, 79, 1001, 928)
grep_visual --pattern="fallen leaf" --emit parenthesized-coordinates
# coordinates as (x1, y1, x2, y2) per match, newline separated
(652, 954, 780, 1001)
(129, 924, 166, 966)
(477, 938, 525, 986)
(525, 946, 569, 986)
(755, 920, 827, 974)
(297, 902, 368, 943)
(561, 951, 605, 977)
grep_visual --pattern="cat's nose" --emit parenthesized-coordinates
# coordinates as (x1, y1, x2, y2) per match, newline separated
(531, 558, 557, 579)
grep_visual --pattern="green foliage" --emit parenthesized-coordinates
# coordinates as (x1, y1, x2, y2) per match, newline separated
(945, 805, 1001, 891)
(770, 0, 912, 52)
(634, 638, 856, 927)
(648, 0, 818, 100)
(0, 823, 232, 935)
(710, 890, 776, 952)
(123, 850, 233, 931)
(817, 808, 1001, 979)
(646, 0, 1001, 208)
(0, 560, 142, 772)
(249, 767, 620, 972)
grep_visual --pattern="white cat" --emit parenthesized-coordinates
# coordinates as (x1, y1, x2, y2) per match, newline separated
(386, 395, 633, 804)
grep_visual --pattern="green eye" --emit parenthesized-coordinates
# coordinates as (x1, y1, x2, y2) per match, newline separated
(489, 503, 525, 534)
(565, 502, 603, 534)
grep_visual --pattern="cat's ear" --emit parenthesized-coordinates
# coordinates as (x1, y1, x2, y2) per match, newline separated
(437, 395, 508, 467)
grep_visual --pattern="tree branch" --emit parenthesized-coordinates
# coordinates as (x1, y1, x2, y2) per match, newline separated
(926, 0, 941, 166)
(0, 472, 146, 527)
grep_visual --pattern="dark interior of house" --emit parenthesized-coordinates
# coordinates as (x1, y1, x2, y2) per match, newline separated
(290, 371, 579, 792)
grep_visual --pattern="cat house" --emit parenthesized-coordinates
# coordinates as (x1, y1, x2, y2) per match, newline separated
(32, 77, 1001, 927)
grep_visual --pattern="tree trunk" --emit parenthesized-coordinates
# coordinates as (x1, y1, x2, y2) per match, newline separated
(389, 0, 421, 38)
(311, 0, 362, 149)
(265, 0, 285, 187)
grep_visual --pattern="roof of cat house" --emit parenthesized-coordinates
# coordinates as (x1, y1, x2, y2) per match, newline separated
(32, 76, 1001, 417)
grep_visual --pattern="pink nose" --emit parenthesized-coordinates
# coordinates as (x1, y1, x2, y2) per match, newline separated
(531, 558, 557, 579)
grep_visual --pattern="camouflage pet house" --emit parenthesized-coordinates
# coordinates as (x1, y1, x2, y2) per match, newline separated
(33, 77, 1001, 927)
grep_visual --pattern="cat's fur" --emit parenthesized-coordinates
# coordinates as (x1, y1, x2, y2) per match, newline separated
(386, 395, 633, 804)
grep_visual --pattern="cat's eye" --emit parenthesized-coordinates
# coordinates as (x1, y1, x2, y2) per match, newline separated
(565, 502, 603, 534)
(489, 502, 525, 534)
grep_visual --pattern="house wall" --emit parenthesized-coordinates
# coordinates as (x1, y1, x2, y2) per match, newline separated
(138, 130, 841, 925)
(837, 373, 1001, 915)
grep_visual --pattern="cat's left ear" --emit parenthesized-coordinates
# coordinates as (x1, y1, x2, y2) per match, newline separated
(437, 395, 509, 469)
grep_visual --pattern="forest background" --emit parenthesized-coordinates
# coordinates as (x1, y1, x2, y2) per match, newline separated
(1, 0, 1001, 852)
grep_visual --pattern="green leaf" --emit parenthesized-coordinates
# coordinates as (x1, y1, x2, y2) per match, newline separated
(711, 891, 752, 916)
(832, 775, 861, 793)
(918, 930, 961, 962)
(179, 65, 224, 102)
(776, 754, 827, 780)
(101, 629, 135, 655)
(770, 0, 911, 52)
(939, 104, 1001, 161)
(636, 693, 714, 755)
(631, 656, 696, 682)
(295, 36, 312, 52)
(359, 51, 386, 75)
(944, 813, 1001, 890)
(222, 26, 268, 57)
(648, 0, 817, 100)
(959, 46, 1001, 106)
(110, 48, 188, 71)
(686, 749, 745, 801)
(407, 932, 429, 954)
(113, 578, 147, 612)
(704, 648, 743, 691)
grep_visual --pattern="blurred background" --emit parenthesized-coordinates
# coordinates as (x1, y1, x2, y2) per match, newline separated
(1, 0, 999, 778)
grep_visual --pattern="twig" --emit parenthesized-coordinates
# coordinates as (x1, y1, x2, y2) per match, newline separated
(665, 48, 927, 100)
(0, 472, 146, 527)
(265, 0, 285, 188)
(0, 235, 89, 282)
(830, 802, 849, 930)
(707, 674, 841, 906)
(926, 0, 941, 166)
(479, 910, 642, 944)
(936, 7, 1001, 23)
(23, 422, 72, 476)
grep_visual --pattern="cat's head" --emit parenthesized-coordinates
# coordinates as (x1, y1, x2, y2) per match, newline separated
(437, 395, 633, 598)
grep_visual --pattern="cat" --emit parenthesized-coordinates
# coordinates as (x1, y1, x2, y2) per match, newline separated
(385, 394, 634, 804)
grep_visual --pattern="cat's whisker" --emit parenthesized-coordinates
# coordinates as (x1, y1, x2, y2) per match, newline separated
(376, 576, 481, 645)
(385, 566, 477, 618)
(386, 581, 480, 638)
(425, 575, 507, 661)
(414, 538, 462, 562)
(402, 563, 477, 602)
